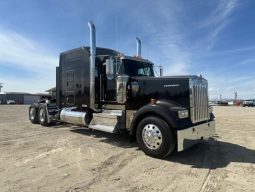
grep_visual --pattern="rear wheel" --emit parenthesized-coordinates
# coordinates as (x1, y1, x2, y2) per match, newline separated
(136, 116, 176, 158)
(38, 105, 49, 126)
(29, 104, 39, 124)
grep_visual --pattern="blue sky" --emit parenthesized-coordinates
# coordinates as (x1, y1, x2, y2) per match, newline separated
(0, 0, 255, 99)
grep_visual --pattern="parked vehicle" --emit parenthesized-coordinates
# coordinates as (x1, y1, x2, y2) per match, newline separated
(217, 100, 228, 106)
(242, 100, 254, 107)
(7, 100, 15, 104)
(28, 21, 215, 158)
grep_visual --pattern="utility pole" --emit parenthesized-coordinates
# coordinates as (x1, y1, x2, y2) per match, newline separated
(0, 83, 3, 92)
(234, 92, 237, 102)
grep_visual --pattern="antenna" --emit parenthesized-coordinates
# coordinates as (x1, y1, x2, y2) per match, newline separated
(115, 16, 119, 51)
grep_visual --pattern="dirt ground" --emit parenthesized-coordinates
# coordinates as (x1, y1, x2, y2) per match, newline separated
(0, 105, 254, 192)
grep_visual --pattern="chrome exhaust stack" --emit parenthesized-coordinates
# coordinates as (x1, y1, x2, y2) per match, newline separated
(88, 21, 96, 111)
(136, 37, 141, 57)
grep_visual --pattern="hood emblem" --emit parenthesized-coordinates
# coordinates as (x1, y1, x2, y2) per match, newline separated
(164, 84, 180, 88)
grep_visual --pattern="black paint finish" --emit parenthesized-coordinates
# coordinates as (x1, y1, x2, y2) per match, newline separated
(126, 76, 194, 110)
(58, 47, 195, 113)
(56, 46, 213, 132)
(57, 47, 119, 108)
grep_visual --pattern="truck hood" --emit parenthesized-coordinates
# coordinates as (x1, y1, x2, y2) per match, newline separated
(126, 76, 197, 110)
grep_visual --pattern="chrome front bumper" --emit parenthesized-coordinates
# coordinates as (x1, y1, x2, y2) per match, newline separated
(177, 120, 215, 151)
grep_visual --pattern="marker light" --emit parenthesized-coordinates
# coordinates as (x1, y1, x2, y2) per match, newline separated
(150, 98, 157, 105)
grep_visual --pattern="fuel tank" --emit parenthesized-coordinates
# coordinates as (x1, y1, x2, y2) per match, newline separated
(60, 107, 92, 126)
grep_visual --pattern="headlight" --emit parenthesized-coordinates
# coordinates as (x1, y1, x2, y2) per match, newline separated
(178, 110, 189, 119)
(209, 106, 213, 113)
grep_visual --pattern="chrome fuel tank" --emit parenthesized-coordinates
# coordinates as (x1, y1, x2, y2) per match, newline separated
(60, 107, 92, 126)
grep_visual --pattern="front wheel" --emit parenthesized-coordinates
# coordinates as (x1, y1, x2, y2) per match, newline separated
(136, 116, 176, 158)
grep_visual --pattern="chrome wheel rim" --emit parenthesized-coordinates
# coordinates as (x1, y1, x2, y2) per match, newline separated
(142, 124, 162, 150)
(30, 108, 35, 120)
(39, 109, 45, 122)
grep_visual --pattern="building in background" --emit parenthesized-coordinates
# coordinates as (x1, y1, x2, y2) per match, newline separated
(0, 92, 6, 104)
(0, 92, 51, 104)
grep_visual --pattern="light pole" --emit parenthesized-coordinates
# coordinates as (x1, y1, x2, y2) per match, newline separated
(234, 92, 237, 102)
(0, 83, 3, 92)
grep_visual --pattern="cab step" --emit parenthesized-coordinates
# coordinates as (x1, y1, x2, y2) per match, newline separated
(88, 110, 124, 133)
(89, 124, 115, 133)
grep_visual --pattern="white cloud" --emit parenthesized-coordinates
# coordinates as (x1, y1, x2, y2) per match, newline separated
(199, 45, 255, 57)
(200, 0, 238, 49)
(238, 58, 255, 65)
(0, 75, 55, 93)
(133, 0, 253, 99)
(200, 0, 237, 28)
(130, 1, 191, 76)
(0, 28, 59, 92)
(0, 29, 58, 71)
(206, 73, 255, 99)
(164, 62, 189, 76)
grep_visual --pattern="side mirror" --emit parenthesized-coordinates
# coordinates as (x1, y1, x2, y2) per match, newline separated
(105, 58, 114, 75)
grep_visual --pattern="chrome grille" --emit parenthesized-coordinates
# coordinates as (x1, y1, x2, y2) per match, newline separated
(189, 77, 209, 123)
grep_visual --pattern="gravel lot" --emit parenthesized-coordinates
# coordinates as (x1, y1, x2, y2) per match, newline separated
(0, 105, 254, 192)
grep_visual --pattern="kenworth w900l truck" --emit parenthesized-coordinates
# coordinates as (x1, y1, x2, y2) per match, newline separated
(29, 21, 215, 158)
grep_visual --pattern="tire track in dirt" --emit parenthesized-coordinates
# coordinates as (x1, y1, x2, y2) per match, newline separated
(198, 140, 225, 192)
(199, 169, 223, 192)
(68, 151, 138, 191)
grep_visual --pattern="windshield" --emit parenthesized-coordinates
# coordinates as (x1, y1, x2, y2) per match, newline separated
(123, 59, 154, 77)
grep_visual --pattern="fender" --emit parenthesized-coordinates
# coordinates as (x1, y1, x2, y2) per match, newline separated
(129, 100, 190, 137)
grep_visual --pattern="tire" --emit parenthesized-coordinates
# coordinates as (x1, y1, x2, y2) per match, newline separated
(29, 104, 39, 124)
(136, 116, 176, 158)
(38, 105, 49, 126)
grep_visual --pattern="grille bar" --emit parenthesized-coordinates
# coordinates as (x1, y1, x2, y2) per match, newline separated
(190, 77, 209, 123)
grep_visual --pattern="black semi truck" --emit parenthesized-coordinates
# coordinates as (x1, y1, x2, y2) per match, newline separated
(29, 21, 215, 158)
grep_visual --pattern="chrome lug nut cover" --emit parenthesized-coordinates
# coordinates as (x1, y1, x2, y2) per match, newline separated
(142, 124, 162, 150)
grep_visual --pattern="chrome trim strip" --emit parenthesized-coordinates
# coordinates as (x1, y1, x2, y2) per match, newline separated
(116, 75, 129, 104)
(102, 104, 125, 110)
(177, 120, 215, 151)
(126, 110, 136, 129)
